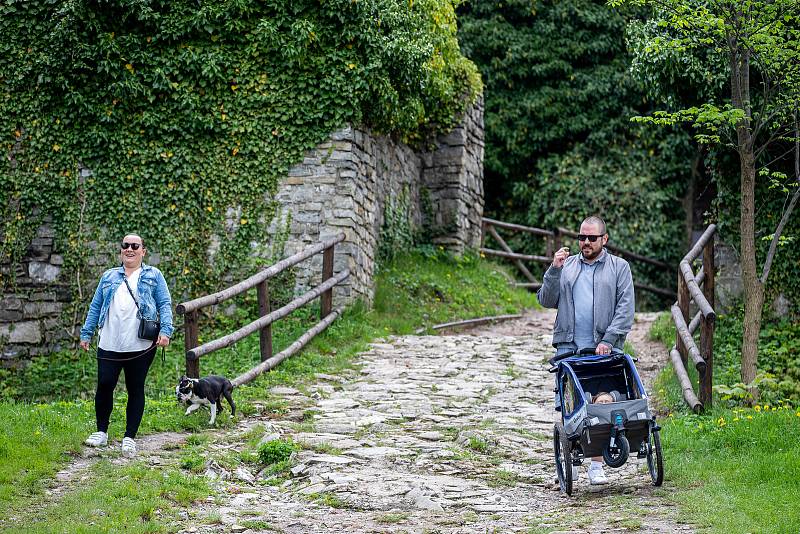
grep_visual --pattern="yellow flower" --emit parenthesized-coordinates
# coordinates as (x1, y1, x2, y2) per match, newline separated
(240, 219, 248, 225)
(764, 404, 770, 411)
(206, 206, 213, 212)
(796, 412, 800, 417)
(746, 415, 753, 420)
(52, 144, 61, 152)
(754, 405, 761, 412)
(125, 63, 134, 73)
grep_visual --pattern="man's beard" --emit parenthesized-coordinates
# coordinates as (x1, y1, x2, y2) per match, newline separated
(582, 246, 600, 260)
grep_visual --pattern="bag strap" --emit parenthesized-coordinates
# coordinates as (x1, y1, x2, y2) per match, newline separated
(122, 276, 141, 311)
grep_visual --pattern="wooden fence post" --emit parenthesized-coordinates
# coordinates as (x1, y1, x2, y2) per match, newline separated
(184, 310, 200, 378)
(677, 272, 690, 369)
(699, 239, 715, 408)
(257, 280, 273, 362)
(320, 245, 334, 319)
(552, 227, 562, 255)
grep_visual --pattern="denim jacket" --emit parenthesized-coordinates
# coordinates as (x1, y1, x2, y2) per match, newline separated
(80, 263, 174, 342)
(537, 248, 634, 351)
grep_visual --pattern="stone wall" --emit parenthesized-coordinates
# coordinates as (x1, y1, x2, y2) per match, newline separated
(0, 99, 485, 363)
(0, 224, 70, 364)
(271, 98, 485, 303)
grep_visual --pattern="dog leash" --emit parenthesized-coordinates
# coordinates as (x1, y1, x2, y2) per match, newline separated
(92, 342, 165, 363)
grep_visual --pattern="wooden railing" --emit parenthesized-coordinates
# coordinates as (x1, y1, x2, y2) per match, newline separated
(176, 233, 349, 386)
(669, 224, 716, 412)
(480, 218, 676, 299)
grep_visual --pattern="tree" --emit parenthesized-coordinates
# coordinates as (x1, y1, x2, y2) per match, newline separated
(610, 0, 800, 393)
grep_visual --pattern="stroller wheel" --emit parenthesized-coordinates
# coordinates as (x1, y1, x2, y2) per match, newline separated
(553, 423, 573, 495)
(647, 428, 664, 486)
(602, 434, 629, 468)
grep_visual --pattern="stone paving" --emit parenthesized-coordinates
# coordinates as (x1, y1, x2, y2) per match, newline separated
(186, 311, 693, 533)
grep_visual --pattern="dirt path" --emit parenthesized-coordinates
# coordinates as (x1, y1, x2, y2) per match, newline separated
(37, 309, 691, 533)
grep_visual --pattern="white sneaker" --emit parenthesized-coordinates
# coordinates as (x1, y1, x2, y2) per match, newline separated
(121, 437, 137, 457)
(85, 431, 108, 447)
(587, 463, 609, 485)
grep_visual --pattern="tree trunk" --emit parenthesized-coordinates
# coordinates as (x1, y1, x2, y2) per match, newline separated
(730, 41, 763, 397)
(738, 148, 764, 391)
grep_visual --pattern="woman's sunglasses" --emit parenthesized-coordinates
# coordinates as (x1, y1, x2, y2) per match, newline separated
(577, 234, 604, 243)
(121, 242, 142, 250)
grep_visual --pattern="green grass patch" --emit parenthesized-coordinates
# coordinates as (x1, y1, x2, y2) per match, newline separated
(487, 469, 518, 488)
(258, 438, 300, 466)
(660, 406, 800, 532)
(376, 512, 410, 524)
(2, 461, 208, 534)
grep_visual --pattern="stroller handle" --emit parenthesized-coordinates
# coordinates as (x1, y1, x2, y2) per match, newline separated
(547, 347, 625, 370)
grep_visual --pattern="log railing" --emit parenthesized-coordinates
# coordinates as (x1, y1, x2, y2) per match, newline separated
(176, 233, 349, 386)
(480, 218, 676, 299)
(669, 224, 716, 412)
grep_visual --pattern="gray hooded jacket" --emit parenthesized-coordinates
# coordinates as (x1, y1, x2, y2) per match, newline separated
(537, 248, 635, 350)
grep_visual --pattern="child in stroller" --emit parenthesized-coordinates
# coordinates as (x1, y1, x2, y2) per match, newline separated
(550, 348, 664, 495)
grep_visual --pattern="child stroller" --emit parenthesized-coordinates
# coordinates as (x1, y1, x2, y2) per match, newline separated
(550, 348, 663, 495)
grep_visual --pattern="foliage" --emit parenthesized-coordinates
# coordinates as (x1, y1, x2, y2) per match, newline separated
(651, 309, 800, 409)
(661, 406, 800, 532)
(0, 0, 481, 313)
(512, 131, 691, 308)
(458, 0, 640, 186)
(711, 149, 800, 314)
(610, 0, 800, 385)
(457, 0, 694, 299)
(257, 438, 299, 466)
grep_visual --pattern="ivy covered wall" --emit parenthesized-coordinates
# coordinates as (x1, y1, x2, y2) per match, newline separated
(0, 0, 482, 359)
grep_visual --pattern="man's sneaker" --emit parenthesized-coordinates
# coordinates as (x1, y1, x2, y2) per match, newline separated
(121, 437, 137, 457)
(85, 431, 108, 447)
(587, 463, 609, 485)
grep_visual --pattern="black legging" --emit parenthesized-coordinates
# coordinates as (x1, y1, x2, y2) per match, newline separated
(95, 346, 156, 438)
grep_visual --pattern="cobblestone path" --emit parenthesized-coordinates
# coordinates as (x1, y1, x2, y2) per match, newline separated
(187, 311, 693, 533)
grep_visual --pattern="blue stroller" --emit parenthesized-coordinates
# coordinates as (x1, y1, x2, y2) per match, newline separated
(550, 348, 664, 495)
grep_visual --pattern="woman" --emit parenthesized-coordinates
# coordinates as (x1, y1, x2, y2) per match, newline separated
(79, 234, 173, 456)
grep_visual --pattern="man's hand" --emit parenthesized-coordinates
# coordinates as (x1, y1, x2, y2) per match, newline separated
(79, 340, 90, 351)
(595, 342, 611, 355)
(552, 247, 570, 268)
(156, 335, 171, 347)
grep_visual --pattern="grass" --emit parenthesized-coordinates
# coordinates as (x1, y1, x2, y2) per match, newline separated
(2, 461, 209, 534)
(650, 310, 800, 533)
(659, 405, 800, 532)
(0, 250, 536, 531)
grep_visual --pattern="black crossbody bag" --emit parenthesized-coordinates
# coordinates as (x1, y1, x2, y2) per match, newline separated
(122, 276, 161, 341)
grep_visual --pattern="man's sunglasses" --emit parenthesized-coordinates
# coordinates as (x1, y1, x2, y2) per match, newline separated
(121, 242, 142, 250)
(577, 234, 604, 243)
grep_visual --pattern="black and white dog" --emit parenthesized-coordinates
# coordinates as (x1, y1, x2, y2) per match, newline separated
(176, 375, 236, 425)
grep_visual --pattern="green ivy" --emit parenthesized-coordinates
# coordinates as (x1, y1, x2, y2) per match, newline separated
(0, 0, 481, 312)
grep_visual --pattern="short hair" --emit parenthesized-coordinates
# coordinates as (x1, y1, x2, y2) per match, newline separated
(581, 216, 606, 235)
(123, 233, 146, 248)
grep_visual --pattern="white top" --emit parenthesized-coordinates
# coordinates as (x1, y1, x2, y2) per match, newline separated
(99, 268, 153, 352)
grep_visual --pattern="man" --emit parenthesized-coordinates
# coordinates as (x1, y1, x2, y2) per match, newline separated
(79, 234, 173, 457)
(537, 216, 634, 484)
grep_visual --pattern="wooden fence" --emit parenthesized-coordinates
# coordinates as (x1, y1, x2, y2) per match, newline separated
(669, 224, 717, 412)
(480, 217, 675, 300)
(176, 233, 349, 386)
